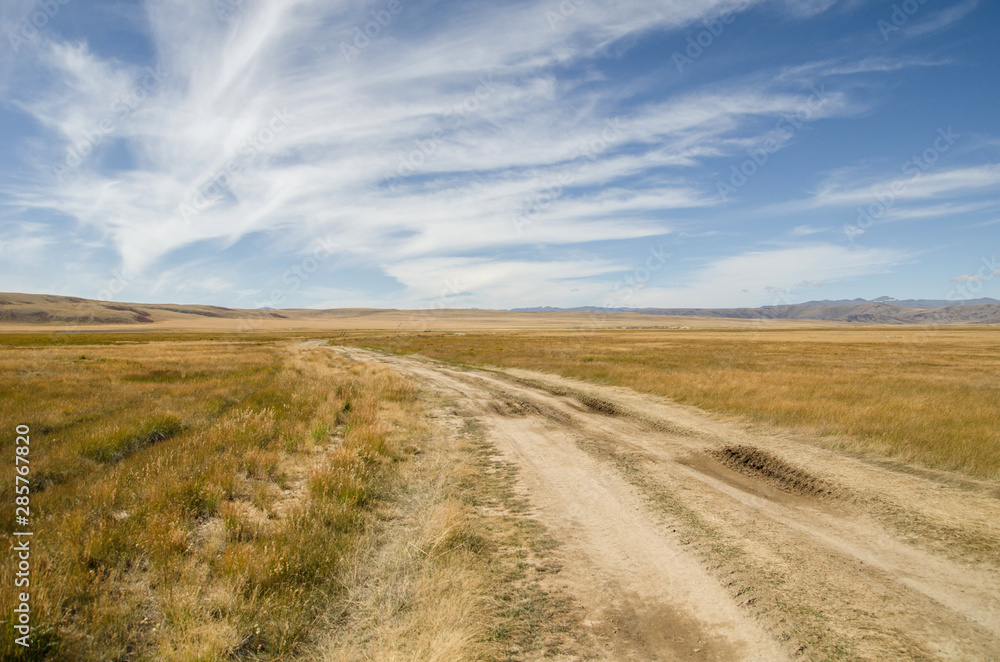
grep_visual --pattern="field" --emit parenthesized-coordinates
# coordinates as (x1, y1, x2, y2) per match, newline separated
(2, 326, 999, 660)
(339, 326, 1000, 479)
(0, 335, 569, 660)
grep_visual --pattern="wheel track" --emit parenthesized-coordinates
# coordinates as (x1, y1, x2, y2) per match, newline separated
(331, 347, 1000, 661)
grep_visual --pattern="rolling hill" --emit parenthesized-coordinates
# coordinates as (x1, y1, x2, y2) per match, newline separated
(514, 298, 1000, 325)
(1, 292, 998, 331)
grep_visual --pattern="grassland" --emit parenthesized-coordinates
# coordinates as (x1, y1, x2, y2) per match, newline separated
(3, 324, 998, 658)
(0, 292, 760, 332)
(0, 337, 410, 659)
(339, 326, 1000, 479)
(0, 335, 568, 660)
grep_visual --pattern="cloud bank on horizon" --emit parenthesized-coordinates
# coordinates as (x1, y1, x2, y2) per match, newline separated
(0, 0, 998, 310)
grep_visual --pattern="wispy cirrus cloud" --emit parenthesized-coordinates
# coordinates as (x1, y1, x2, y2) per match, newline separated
(905, 0, 979, 38)
(790, 224, 830, 235)
(614, 243, 915, 308)
(773, 164, 1000, 212)
(1, 0, 862, 278)
(0, 0, 995, 308)
(777, 55, 951, 81)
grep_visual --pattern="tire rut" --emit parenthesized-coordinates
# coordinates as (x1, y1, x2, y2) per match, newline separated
(329, 347, 1000, 661)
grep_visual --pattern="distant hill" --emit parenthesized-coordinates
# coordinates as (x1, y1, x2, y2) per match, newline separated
(512, 297, 1000, 325)
(2, 292, 998, 330)
(799, 297, 1000, 308)
(0, 292, 742, 331)
(0, 293, 289, 326)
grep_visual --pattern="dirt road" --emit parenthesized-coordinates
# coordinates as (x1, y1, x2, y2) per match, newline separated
(332, 347, 1000, 661)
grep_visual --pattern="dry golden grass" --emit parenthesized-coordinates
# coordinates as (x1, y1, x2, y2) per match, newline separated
(340, 327, 1000, 479)
(0, 339, 416, 659)
(0, 335, 577, 660)
(322, 494, 491, 662)
(7, 324, 994, 658)
(320, 409, 585, 662)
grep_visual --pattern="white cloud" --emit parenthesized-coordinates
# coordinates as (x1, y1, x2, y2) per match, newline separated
(906, 0, 979, 37)
(384, 256, 628, 309)
(778, 56, 949, 81)
(791, 224, 829, 235)
(881, 201, 998, 221)
(952, 270, 1000, 284)
(618, 243, 913, 308)
(778, 165, 1000, 212)
(3, 2, 852, 270)
(0, 221, 58, 266)
(0, 0, 960, 307)
(779, 0, 839, 17)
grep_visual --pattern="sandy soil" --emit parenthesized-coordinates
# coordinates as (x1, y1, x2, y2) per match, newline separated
(330, 346, 1000, 661)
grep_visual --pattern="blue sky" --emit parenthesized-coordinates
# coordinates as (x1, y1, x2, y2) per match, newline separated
(1, 0, 998, 310)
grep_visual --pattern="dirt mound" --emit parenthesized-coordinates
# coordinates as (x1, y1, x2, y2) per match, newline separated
(488, 394, 540, 417)
(711, 445, 839, 498)
(576, 394, 628, 417)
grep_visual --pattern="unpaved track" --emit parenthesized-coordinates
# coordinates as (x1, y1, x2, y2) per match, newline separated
(332, 347, 1000, 661)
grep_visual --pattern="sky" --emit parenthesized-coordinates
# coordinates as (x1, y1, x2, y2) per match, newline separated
(0, 0, 998, 311)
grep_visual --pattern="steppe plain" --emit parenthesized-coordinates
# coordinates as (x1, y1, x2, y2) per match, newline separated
(1, 298, 997, 660)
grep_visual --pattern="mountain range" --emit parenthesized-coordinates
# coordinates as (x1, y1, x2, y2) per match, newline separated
(1, 293, 999, 327)
(512, 297, 1000, 324)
